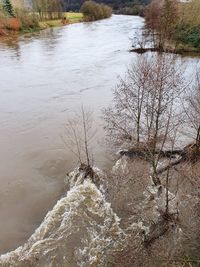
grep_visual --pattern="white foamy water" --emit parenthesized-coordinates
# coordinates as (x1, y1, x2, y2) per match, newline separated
(0, 168, 124, 267)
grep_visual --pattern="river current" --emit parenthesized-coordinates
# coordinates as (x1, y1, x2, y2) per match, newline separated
(0, 15, 143, 254)
(0, 14, 199, 263)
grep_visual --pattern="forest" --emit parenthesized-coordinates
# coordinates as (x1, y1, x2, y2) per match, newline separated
(64, 0, 150, 12)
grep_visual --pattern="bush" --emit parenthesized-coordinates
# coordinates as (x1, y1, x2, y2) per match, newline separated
(80, 1, 112, 21)
(174, 24, 200, 49)
(15, 8, 39, 31)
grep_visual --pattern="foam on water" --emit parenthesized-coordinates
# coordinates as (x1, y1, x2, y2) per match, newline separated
(0, 168, 124, 267)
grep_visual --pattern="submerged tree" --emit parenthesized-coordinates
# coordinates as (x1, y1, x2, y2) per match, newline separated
(63, 107, 96, 168)
(103, 54, 186, 185)
(103, 55, 151, 146)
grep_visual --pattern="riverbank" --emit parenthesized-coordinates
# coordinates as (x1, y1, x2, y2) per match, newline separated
(143, 0, 200, 57)
(0, 12, 83, 37)
(38, 13, 83, 30)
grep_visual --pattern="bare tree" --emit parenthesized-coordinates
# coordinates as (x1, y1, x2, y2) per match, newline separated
(48, 0, 64, 20)
(145, 0, 179, 51)
(143, 56, 186, 185)
(81, 106, 91, 167)
(103, 54, 186, 186)
(145, 0, 164, 49)
(103, 55, 152, 148)
(63, 107, 96, 168)
(32, 0, 64, 20)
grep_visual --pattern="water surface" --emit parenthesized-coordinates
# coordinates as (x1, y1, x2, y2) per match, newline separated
(0, 15, 144, 253)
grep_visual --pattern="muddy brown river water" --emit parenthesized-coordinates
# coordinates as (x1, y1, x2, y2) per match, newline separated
(0, 15, 145, 253)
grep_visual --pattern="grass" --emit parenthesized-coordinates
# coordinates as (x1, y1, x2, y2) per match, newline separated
(39, 12, 83, 29)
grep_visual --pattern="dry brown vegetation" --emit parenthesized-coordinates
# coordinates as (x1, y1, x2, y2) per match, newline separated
(143, 0, 200, 52)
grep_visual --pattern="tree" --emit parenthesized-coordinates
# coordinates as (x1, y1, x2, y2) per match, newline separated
(145, 0, 179, 50)
(48, 0, 64, 20)
(32, 0, 46, 20)
(161, 0, 178, 35)
(142, 55, 185, 184)
(3, 0, 15, 17)
(63, 107, 96, 168)
(103, 55, 151, 147)
(145, 0, 164, 48)
(32, 0, 64, 20)
(103, 54, 186, 185)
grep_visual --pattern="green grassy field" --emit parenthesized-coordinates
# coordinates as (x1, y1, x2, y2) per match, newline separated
(39, 13, 83, 29)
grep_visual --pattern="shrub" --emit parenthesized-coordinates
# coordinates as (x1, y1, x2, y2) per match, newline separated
(174, 24, 200, 49)
(15, 8, 39, 31)
(80, 1, 112, 21)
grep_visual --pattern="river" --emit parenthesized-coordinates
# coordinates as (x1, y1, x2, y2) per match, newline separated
(0, 15, 145, 254)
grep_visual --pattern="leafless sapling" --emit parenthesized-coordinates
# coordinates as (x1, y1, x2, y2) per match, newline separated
(63, 107, 96, 169)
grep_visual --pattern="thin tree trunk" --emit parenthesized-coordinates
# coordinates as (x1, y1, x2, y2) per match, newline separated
(82, 107, 90, 167)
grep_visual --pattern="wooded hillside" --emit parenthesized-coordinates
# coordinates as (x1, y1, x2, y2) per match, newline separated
(64, 0, 150, 11)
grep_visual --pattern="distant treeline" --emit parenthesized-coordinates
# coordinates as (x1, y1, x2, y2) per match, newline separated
(64, 0, 150, 15)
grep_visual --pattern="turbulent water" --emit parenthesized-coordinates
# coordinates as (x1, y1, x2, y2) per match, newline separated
(0, 167, 124, 266)
(0, 15, 143, 253)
